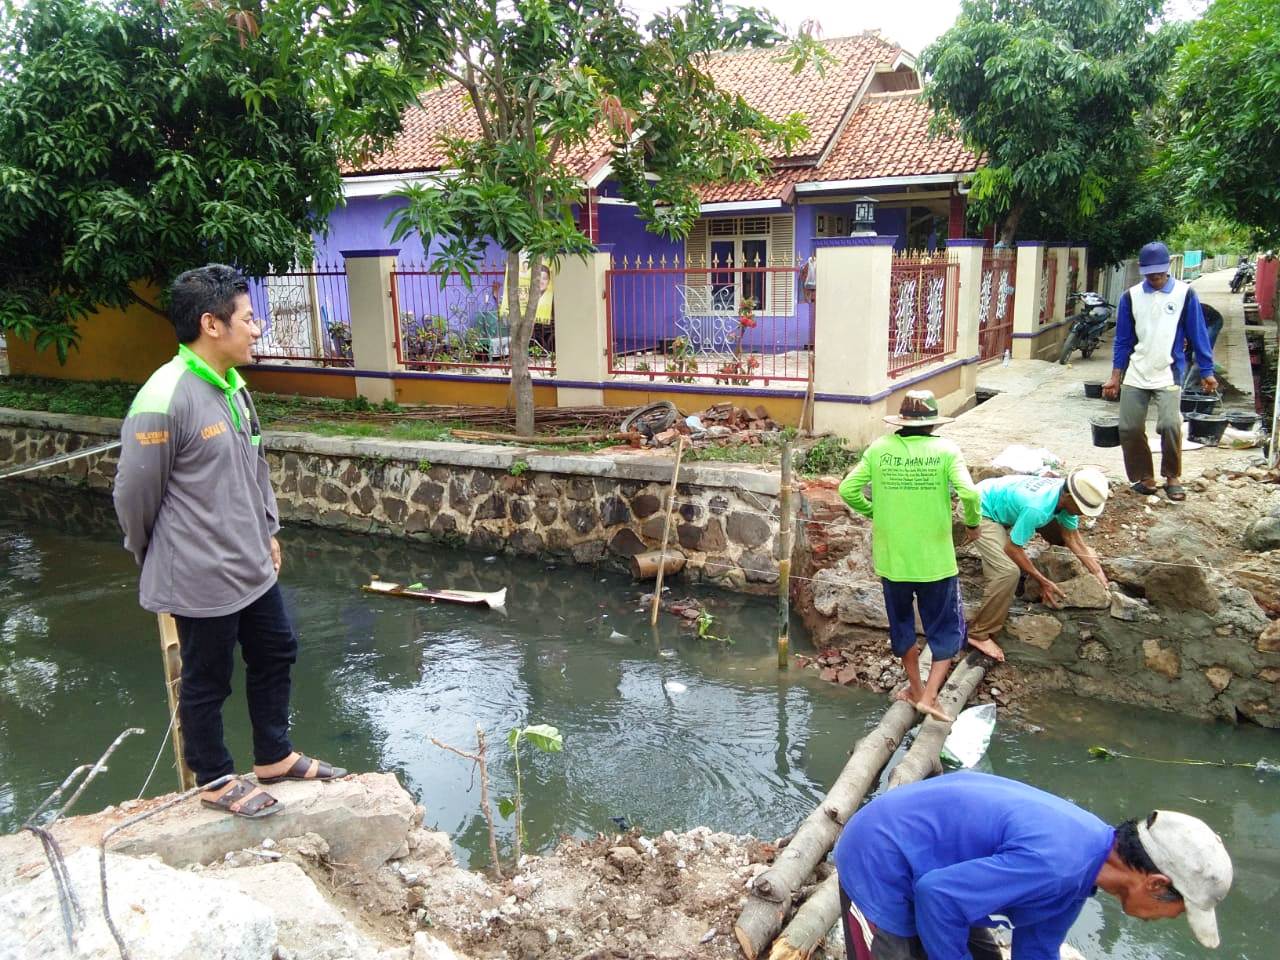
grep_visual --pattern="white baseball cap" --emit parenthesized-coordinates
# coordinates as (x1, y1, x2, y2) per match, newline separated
(1066, 466, 1109, 518)
(1137, 811, 1233, 948)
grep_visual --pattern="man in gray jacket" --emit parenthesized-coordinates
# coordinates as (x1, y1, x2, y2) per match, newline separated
(115, 264, 344, 818)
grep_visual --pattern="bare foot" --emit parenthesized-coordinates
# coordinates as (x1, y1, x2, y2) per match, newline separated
(894, 685, 926, 705)
(916, 699, 955, 723)
(199, 779, 239, 805)
(969, 635, 1006, 662)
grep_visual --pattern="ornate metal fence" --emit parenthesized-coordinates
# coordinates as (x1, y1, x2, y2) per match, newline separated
(604, 254, 806, 385)
(978, 248, 1016, 361)
(248, 263, 352, 365)
(389, 261, 555, 373)
(887, 253, 960, 377)
(1038, 250, 1058, 325)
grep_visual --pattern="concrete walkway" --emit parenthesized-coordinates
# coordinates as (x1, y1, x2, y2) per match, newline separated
(939, 268, 1260, 477)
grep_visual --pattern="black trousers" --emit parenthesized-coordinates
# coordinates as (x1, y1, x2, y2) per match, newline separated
(174, 583, 297, 785)
(840, 886, 1002, 960)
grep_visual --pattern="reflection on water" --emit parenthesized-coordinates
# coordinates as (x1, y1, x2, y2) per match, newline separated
(1, 484, 1276, 959)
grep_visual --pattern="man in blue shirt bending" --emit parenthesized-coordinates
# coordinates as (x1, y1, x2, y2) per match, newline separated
(835, 772, 1232, 960)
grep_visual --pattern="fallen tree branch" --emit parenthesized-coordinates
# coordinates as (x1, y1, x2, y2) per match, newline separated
(733, 696, 919, 958)
(449, 428, 636, 445)
(766, 655, 989, 959)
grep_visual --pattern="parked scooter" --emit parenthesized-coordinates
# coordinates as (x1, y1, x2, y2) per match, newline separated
(1230, 256, 1254, 293)
(1058, 291, 1115, 364)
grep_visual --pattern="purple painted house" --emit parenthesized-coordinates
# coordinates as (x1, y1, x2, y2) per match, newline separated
(313, 32, 980, 379)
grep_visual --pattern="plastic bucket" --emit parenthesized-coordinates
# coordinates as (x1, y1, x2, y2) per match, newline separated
(1186, 412, 1229, 446)
(1180, 392, 1218, 415)
(1226, 410, 1259, 431)
(1090, 416, 1120, 447)
(1083, 381, 1104, 399)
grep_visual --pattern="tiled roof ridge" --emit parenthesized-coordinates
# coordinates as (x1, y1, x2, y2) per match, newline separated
(705, 29, 894, 58)
(865, 89, 926, 99)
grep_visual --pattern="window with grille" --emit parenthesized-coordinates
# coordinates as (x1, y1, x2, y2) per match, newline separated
(684, 215, 795, 316)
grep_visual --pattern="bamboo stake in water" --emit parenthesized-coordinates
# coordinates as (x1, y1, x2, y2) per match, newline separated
(650, 437, 686, 627)
(777, 441, 794, 669)
(156, 614, 196, 791)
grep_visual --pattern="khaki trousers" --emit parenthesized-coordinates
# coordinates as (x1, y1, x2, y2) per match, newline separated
(969, 520, 1020, 638)
(1118, 384, 1183, 483)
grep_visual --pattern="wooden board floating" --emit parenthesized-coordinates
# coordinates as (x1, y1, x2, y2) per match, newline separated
(362, 579, 507, 610)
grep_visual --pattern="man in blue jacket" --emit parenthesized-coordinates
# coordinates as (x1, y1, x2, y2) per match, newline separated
(1102, 242, 1215, 502)
(834, 772, 1232, 960)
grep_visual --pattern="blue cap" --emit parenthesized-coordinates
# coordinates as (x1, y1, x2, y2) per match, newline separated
(1138, 242, 1172, 275)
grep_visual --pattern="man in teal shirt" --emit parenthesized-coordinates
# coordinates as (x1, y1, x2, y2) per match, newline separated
(968, 471, 1110, 661)
(840, 391, 980, 721)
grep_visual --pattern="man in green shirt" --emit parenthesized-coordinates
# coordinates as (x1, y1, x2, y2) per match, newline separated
(839, 391, 981, 722)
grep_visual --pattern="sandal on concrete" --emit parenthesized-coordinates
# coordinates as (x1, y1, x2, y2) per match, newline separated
(1165, 483, 1187, 501)
(1130, 481, 1159, 496)
(258, 753, 347, 785)
(200, 778, 281, 819)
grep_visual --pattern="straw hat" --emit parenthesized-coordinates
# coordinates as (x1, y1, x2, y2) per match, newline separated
(883, 390, 953, 428)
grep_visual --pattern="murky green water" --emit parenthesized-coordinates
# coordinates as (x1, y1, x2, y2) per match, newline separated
(1, 484, 1276, 959)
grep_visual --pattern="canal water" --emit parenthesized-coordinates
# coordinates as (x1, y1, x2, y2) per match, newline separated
(1, 484, 1276, 959)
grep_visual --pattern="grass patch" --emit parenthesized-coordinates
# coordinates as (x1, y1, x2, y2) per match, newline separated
(684, 442, 781, 466)
(282, 419, 468, 443)
(0, 376, 139, 419)
(798, 435, 860, 477)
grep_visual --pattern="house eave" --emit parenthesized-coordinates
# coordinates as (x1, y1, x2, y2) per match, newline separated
(698, 199, 787, 214)
(341, 171, 445, 199)
(794, 173, 966, 195)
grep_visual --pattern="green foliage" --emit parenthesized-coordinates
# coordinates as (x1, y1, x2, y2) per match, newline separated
(922, 0, 1184, 243)
(502, 723, 564, 859)
(799, 436, 860, 477)
(0, 376, 138, 418)
(0, 0, 359, 360)
(695, 610, 732, 644)
(1165, 216, 1261, 259)
(509, 460, 530, 477)
(1166, 0, 1280, 240)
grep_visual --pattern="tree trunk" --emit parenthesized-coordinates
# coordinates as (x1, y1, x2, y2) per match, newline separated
(733, 698, 918, 959)
(504, 250, 540, 436)
(765, 655, 989, 960)
(887, 657, 986, 789)
(997, 199, 1027, 247)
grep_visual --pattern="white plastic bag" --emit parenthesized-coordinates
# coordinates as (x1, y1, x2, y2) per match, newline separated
(941, 703, 997, 768)
(991, 445, 1063, 476)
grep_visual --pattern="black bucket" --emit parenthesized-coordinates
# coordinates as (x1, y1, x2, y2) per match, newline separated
(1083, 381, 1104, 399)
(1226, 410, 1260, 431)
(1186, 412, 1229, 446)
(1090, 416, 1120, 448)
(1180, 392, 1219, 415)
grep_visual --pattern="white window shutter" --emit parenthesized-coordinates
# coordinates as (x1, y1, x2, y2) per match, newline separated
(685, 218, 710, 291)
(768, 215, 795, 316)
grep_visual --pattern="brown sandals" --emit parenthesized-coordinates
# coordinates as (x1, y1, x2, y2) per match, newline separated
(258, 753, 348, 785)
(200, 778, 281, 819)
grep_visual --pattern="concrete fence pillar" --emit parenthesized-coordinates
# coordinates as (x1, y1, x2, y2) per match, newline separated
(949, 238, 986, 400)
(1011, 241, 1045, 359)
(1072, 245, 1088, 291)
(553, 246, 612, 407)
(342, 248, 401, 403)
(1050, 245, 1070, 323)
(812, 236, 896, 443)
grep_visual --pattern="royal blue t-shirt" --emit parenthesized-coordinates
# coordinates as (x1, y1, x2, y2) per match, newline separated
(978, 475, 1080, 547)
(835, 772, 1115, 960)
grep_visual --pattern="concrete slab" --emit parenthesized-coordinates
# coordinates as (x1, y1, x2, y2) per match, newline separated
(947, 268, 1262, 477)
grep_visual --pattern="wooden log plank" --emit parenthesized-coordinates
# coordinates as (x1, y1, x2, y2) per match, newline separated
(764, 656, 989, 959)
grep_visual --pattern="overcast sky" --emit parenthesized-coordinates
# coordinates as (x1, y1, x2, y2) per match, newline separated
(622, 0, 1209, 58)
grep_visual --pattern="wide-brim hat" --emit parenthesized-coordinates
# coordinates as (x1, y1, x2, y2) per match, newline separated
(1066, 466, 1109, 517)
(884, 389, 954, 427)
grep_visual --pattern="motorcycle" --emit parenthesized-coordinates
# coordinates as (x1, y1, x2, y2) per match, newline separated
(1230, 256, 1254, 294)
(1057, 291, 1115, 364)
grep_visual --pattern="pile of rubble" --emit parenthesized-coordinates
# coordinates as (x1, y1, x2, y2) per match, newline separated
(637, 401, 784, 449)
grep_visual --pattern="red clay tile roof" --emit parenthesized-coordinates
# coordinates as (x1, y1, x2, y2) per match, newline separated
(346, 33, 903, 178)
(696, 91, 979, 202)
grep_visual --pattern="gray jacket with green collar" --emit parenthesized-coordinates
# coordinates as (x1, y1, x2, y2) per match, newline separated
(113, 346, 279, 617)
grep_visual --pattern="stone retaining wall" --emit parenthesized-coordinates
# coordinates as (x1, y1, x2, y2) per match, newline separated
(0, 410, 783, 593)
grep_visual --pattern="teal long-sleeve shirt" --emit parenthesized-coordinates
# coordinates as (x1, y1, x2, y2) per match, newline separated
(838, 432, 980, 583)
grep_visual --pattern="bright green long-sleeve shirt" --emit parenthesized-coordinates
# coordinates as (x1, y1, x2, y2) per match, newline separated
(838, 432, 981, 582)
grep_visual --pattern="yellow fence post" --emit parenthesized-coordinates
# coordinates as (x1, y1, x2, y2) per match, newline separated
(157, 613, 197, 792)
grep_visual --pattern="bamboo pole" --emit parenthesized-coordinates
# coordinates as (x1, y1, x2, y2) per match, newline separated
(156, 614, 196, 791)
(650, 438, 686, 626)
(777, 441, 794, 669)
(764, 657, 989, 960)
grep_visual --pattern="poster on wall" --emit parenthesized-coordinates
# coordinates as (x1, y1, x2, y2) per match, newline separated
(497, 253, 556, 355)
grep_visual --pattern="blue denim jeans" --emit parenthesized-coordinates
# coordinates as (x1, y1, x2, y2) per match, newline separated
(175, 583, 297, 784)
